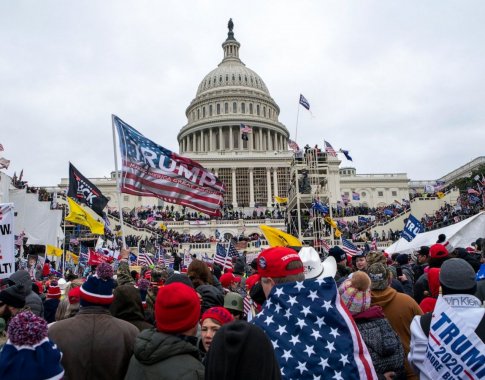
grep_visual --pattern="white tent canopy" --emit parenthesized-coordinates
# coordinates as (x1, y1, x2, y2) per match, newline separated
(385, 211, 485, 255)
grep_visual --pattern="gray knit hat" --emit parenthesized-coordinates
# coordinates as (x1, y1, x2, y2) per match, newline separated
(439, 258, 476, 290)
(367, 263, 389, 290)
(0, 284, 26, 309)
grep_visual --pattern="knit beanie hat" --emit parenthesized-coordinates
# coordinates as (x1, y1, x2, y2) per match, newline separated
(0, 283, 26, 309)
(396, 254, 409, 266)
(439, 258, 476, 291)
(0, 311, 64, 380)
(47, 281, 62, 299)
(164, 273, 194, 288)
(339, 271, 372, 315)
(80, 263, 115, 306)
(201, 306, 234, 326)
(366, 251, 387, 267)
(328, 246, 347, 263)
(155, 282, 201, 334)
(68, 286, 81, 305)
(368, 263, 390, 290)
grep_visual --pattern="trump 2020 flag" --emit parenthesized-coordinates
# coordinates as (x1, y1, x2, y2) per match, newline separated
(68, 163, 109, 217)
(401, 214, 424, 242)
(113, 115, 225, 217)
(253, 277, 377, 379)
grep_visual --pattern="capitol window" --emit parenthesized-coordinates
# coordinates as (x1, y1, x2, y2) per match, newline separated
(225, 103, 228, 113)
(203, 107, 206, 117)
(378, 191, 384, 197)
(263, 107, 266, 117)
(197, 109, 200, 119)
(216, 104, 220, 114)
(241, 103, 246, 113)
(233, 102, 237, 113)
(209, 105, 213, 116)
(392, 191, 397, 196)
(249, 103, 253, 114)
(257, 104, 260, 115)
(362, 191, 367, 197)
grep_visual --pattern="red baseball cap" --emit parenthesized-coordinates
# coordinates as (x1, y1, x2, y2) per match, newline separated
(257, 247, 303, 278)
(219, 273, 241, 288)
(429, 243, 449, 259)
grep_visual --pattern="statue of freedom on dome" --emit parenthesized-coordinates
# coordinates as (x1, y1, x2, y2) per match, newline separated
(228, 18, 234, 32)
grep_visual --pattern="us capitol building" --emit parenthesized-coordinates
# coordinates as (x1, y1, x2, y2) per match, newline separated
(56, 20, 414, 239)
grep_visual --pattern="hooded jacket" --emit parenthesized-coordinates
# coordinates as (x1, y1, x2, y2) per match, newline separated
(372, 287, 422, 380)
(125, 328, 204, 380)
(353, 305, 405, 379)
(110, 285, 153, 332)
(9, 270, 44, 317)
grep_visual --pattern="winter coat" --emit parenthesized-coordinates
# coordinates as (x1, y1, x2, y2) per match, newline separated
(354, 305, 405, 379)
(9, 270, 44, 317)
(110, 284, 153, 332)
(196, 284, 224, 313)
(124, 328, 204, 380)
(372, 287, 423, 380)
(48, 306, 139, 380)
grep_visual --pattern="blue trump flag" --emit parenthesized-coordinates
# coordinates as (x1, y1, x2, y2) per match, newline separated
(253, 278, 377, 379)
(401, 214, 424, 242)
(299, 94, 310, 110)
(311, 200, 329, 215)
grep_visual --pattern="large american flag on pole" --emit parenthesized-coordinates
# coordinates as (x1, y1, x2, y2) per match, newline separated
(253, 278, 377, 379)
(113, 115, 225, 217)
(137, 252, 154, 267)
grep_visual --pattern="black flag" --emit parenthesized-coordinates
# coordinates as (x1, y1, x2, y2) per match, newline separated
(68, 163, 109, 217)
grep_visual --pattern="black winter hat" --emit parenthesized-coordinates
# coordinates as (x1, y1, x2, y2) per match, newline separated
(328, 246, 347, 263)
(0, 284, 26, 309)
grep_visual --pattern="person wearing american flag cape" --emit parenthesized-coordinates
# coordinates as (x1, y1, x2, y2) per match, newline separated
(252, 246, 377, 379)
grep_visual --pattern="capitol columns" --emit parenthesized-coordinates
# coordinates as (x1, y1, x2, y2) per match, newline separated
(259, 127, 263, 150)
(231, 167, 238, 208)
(219, 126, 223, 150)
(266, 167, 272, 207)
(209, 128, 213, 151)
(273, 167, 278, 197)
(249, 167, 255, 207)
(229, 126, 234, 150)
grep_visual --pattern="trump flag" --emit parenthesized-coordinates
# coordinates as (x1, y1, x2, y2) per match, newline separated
(113, 115, 225, 217)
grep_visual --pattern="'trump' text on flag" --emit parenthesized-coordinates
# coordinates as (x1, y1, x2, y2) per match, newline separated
(113, 115, 225, 217)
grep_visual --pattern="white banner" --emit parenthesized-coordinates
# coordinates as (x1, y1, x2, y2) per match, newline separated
(424, 296, 485, 379)
(0, 203, 15, 279)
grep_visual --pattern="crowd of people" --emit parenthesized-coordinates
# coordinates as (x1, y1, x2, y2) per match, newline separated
(1, 231, 485, 379)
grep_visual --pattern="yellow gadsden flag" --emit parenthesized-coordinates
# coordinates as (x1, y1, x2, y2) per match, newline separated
(436, 192, 445, 199)
(259, 225, 302, 248)
(65, 197, 105, 235)
(274, 196, 289, 204)
(46, 244, 63, 257)
(66, 251, 79, 264)
(324, 216, 338, 229)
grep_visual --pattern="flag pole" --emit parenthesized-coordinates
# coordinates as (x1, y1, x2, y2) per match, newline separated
(111, 115, 127, 249)
(61, 207, 67, 274)
(294, 101, 301, 144)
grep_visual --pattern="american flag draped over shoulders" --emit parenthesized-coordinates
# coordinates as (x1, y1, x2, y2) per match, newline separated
(253, 278, 376, 379)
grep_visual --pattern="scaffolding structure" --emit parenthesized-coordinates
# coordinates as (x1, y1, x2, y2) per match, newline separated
(286, 148, 334, 251)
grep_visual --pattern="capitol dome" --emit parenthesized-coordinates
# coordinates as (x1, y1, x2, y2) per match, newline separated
(178, 19, 289, 155)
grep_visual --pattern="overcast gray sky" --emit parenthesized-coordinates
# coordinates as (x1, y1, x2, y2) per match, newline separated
(1, 1, 484, 187)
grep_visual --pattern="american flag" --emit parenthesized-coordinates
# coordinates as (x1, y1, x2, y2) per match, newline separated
(240, 124, 252, 133)
(299, 94, 310, 110)
(324, 140, 337, 157)
(316, 238, 331, 252)
(138, 252, 154, 267)
(113, 115, 225, 217)
(341, 238, 361, 256)
(243, 295, 252, 318)
(252, 278, 377, 379)
(288, 139, 300, 151)
(213, 243, 229, 268)
(227, 242, 239, 258)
